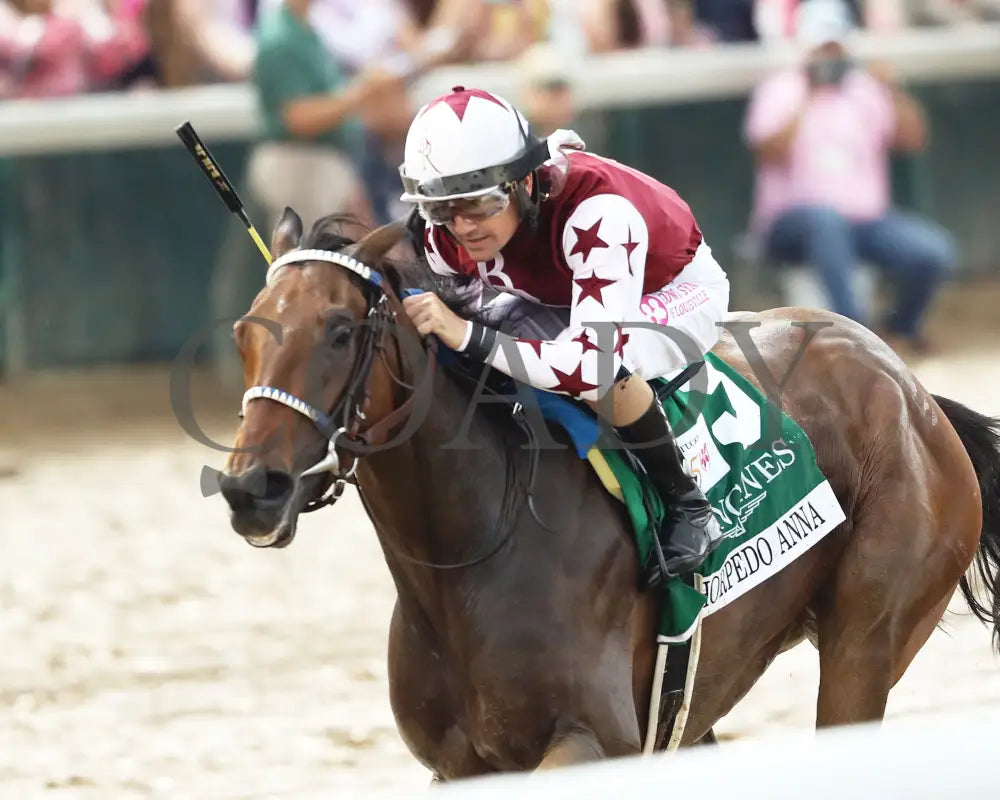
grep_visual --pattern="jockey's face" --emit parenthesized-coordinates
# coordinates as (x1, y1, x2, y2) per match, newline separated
(446, 175, 532, 262)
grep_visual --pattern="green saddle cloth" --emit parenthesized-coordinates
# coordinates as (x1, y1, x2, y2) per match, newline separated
(601, 353, 847, 642)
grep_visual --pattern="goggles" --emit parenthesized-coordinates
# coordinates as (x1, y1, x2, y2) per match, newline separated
(417, 186, 512, 226)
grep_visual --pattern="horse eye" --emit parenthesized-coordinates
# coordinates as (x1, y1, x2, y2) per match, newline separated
(328, 323, 353, 348)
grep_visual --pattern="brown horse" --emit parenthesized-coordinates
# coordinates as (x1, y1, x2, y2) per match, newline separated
(218, 209, 1000, 780)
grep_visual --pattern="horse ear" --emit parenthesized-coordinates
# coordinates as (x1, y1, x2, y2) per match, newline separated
(270, 207, 303, 262)
(352, 220, 408, 268)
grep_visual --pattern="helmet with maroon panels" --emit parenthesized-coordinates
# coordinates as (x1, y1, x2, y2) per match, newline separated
(399, 86, 550, 205)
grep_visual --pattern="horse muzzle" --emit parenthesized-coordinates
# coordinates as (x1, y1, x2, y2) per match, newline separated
(219, 465, 300, 548)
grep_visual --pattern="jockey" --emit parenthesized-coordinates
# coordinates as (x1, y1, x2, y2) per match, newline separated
(399, 86, 728, 588)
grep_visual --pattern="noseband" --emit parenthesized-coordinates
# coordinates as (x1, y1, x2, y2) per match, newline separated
(240, 248, 435, 512)
(239, 247, 550, 572)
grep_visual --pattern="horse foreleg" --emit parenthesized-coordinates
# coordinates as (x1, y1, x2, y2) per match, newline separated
(535, 722, 606, 770)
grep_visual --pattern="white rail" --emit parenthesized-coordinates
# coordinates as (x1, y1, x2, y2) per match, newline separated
(420, 708, 1000, 800)
(0, 24, 998, 156)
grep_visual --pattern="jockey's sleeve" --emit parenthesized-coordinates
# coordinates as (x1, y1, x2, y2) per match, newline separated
(458, 194, 648, 401)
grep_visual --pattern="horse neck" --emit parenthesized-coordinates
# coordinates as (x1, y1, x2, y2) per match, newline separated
(356, 335, 519, 612)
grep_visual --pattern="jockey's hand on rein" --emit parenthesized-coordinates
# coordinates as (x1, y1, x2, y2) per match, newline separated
(402, 291, 469, 350)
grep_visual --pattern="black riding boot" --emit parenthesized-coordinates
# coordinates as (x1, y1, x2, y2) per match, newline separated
(615, 397, 722, 589)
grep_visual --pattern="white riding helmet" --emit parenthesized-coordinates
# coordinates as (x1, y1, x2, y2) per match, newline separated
(399, 86, 550, 204)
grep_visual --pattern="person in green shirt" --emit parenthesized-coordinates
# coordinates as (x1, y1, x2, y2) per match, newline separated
(246, 0, 403, 231)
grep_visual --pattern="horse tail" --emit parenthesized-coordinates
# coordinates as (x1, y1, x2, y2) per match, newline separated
(933, 394, 1000, 652)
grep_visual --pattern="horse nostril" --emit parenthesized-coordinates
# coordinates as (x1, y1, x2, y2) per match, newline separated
(220, 465, 267, 511)
(262, 470, 293, 503)
(219, 466, 294, 513)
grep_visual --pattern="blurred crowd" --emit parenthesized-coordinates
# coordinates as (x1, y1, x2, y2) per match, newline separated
(3, 0, 993, 347)
(4, 0, 999, 101)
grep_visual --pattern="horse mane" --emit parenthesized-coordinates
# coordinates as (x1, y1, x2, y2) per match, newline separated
(304, 214, 487, 317)
(301, 214, 366, 253)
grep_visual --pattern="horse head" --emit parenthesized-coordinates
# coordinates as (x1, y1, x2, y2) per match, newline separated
(218, 207, 425, 548)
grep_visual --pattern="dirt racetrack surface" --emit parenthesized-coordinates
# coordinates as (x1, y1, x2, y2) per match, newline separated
(2, 317, 1000, 798)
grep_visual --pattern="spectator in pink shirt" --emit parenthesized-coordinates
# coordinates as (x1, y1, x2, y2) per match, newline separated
(742, 0, 956, 351)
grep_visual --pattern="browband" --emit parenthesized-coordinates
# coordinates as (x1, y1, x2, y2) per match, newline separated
(266, 249, 385, 289)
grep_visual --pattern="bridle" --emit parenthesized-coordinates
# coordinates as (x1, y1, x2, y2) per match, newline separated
(239, 248, 436, 513)
(238, 245, 542, 571)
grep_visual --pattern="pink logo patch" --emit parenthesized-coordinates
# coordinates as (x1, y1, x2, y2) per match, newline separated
(640, 294, 669, 325)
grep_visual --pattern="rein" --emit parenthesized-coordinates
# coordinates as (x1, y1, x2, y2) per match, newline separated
(239, 247, 539, 570)
(241, 248, 436, 512)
